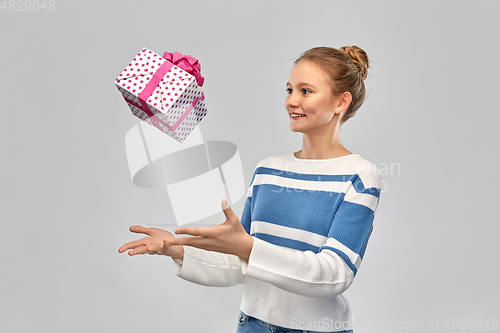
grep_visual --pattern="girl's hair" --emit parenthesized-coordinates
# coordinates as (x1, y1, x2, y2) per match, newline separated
(294, 46, 369, 124)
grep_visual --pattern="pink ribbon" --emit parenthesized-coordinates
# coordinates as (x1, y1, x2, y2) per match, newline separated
(137, 60, 174, 113)
(126, 94, 204, 132)
(135, 51, 205, 133)
(162, 52, 205, 87)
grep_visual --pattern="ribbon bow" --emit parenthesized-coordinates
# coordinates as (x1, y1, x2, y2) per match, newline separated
(163, 52, 205, 87)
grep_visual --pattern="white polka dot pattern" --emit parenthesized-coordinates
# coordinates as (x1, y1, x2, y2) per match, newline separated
(114, 47, 207, 143)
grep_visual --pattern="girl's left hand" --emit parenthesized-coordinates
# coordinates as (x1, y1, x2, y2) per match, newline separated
(164, 197, 254, 260)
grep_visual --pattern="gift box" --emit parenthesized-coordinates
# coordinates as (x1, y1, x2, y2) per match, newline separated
(115, 48, 207, 143)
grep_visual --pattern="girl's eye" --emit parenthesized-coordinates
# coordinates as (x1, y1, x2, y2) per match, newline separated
(302, 89, 311, 94)
(286, 88, 292, 94)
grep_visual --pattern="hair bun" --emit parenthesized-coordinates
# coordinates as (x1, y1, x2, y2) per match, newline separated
(340, 45, 369, 81)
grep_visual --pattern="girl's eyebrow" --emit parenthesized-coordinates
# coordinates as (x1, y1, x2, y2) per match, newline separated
(286, 82, 317, 89)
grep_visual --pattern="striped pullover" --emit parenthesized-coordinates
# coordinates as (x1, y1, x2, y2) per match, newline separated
(173, 152, 382, 331)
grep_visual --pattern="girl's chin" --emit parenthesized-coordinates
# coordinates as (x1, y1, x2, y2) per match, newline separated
(289, 125, 304, 133)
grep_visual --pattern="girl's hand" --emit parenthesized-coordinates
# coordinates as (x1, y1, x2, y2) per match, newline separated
(164, 197, 254, 260)
(118, 226, 184, 260)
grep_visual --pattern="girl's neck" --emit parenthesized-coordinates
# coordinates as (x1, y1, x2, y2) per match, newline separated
(296, 132, 351, 160)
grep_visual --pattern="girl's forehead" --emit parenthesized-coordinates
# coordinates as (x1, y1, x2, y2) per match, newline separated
(289, 61, 330, 85)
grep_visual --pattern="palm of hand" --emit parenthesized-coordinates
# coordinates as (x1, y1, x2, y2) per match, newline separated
(119, 198, 250, 260)
(118, 226, 183, 259)
(142, 227, 174, 255)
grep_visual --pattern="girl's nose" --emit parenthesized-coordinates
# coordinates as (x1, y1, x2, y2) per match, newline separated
(285, 92, 299, 110)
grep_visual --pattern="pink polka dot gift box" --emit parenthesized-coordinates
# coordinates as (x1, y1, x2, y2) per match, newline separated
(115, 48, 207, 143)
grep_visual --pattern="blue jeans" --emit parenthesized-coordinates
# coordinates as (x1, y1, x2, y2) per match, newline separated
(236, 311, 353, 333)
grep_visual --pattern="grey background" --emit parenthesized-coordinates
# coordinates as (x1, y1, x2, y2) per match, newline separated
(1, 0, 499, 332)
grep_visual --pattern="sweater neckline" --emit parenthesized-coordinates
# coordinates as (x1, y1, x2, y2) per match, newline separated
(290, 152, 359, 162)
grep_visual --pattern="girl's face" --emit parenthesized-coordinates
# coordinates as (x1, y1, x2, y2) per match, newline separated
(285, 60, 341, 134)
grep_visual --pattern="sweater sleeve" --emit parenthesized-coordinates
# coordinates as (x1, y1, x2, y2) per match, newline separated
(172, 246, 245, 287)
(241, 166, 382, 299)
(172, 164, 259, 287)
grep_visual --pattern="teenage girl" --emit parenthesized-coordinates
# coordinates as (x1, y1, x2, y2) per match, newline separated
(119, 45, 382, 333)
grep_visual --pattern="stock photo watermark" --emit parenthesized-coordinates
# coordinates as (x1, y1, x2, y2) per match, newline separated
(289, 317, 498, 331)
(354, 317, 499, 331)
(1, 0, 55, 11)
(269, 157, 400, 195)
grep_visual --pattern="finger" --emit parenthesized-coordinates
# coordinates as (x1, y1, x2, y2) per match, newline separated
(175, 226, 218, 237)
(165, 236, 208, 248)
(118, 238, 148, 253)
(163, 239, 177, 252)
(221, 197, 238, 221)
(129, 242, 161, 256)
(129, 225, 152, 235)
(128, 245, 149, 256)
(221, 196, 230, 210)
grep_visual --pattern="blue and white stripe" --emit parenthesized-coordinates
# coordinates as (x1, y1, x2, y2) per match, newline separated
(240, 154, 381, 276)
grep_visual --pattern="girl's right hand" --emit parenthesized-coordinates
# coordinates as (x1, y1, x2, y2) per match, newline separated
(118, 225, 184, 260)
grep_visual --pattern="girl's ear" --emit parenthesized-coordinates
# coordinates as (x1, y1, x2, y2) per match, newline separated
(335, 92, 352, 114)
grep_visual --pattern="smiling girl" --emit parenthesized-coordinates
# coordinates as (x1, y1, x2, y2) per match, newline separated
(119, 45, 382, 333)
